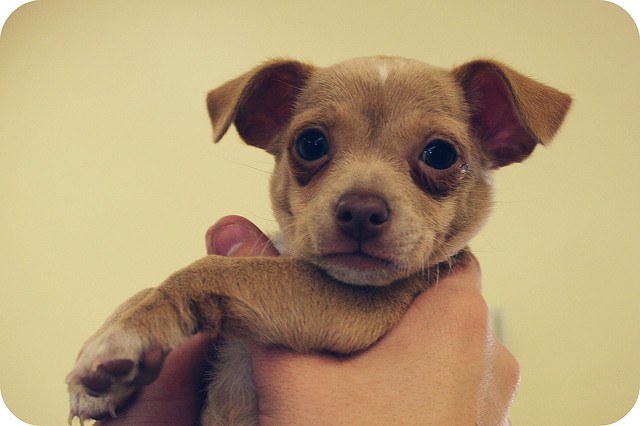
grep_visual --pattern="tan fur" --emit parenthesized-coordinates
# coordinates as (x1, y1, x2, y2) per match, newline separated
(67, 56, 571, 424)
(201, 337, 256, 425)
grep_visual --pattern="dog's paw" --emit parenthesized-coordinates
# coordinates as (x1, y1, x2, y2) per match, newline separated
(66, 328, 166, 423)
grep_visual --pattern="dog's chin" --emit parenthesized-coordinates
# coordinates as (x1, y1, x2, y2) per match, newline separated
(312, 252, 409, 287)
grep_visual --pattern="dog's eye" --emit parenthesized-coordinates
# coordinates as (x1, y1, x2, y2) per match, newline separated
(421, 140, 458, 170)
(295, 130, 329, 161)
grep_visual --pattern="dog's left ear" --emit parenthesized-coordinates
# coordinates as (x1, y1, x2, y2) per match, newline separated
(453, 60, 572, 168)
(207, 60, 315, 154)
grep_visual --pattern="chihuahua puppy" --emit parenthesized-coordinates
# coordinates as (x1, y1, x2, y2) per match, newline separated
(67, 56, 571, 424)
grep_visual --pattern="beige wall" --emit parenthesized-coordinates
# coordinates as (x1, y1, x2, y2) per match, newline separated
(1, 0, 638, 424)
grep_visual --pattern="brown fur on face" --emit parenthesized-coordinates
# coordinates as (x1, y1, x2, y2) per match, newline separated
(68, 56, 571, 424)
(208, 56, 570, 285)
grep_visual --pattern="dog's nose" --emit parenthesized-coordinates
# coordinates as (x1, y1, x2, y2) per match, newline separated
(335, 194, 390, 241)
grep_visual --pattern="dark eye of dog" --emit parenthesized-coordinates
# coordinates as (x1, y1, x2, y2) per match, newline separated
(421, 140, 458, 170)
(295, 130, 329, 161)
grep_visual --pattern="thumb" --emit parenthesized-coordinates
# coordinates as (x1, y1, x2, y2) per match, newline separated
(206, 215, 279, 257)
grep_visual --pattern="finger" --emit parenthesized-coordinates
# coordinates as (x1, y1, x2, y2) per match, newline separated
(206, 215, 279, 257)
(249, 343, 339, 419)
(470, 337, 520, 425)
(411, 254, 483, 316)
(487, 344, 521, 423)
(381, 255, 485, 349)
(448, 250, 482, 290)
(150, 332, 215, 390)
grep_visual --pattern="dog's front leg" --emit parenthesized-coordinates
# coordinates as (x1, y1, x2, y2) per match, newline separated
(66, 275, 221, 423)
(66, 255, 423, 422)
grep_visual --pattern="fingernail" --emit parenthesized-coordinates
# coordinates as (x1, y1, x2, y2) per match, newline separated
(209, 223, 258, 256)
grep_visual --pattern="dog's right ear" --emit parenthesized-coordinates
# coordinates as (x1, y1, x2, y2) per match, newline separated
(453, 60, 572, 168)
(206, 60, 315, 153)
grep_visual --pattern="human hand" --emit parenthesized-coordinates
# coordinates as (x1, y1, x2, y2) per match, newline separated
(205, 215, 519, 424)
(251, 253, 520, 425)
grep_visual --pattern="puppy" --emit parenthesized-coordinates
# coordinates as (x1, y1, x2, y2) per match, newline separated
(67, 56, 571, 424)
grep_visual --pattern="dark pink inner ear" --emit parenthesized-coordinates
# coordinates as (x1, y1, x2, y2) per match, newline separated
(235, 69, 305, 149)
(464, 66, 537, 168)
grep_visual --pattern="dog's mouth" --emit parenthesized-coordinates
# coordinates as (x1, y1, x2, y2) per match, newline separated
(323, 251, 401, 271)
(312, 250, 409, 286)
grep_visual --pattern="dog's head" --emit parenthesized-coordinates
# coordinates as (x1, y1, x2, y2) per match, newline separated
(207, 57, 571, 286)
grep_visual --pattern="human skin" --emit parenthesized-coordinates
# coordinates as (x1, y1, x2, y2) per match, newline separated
(96, 215, 519, 425)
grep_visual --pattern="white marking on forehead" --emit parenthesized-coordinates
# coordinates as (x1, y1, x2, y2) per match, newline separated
(377, 63, 389, 84)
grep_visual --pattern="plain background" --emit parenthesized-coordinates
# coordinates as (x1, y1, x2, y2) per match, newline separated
(1, 0, 639, 424)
